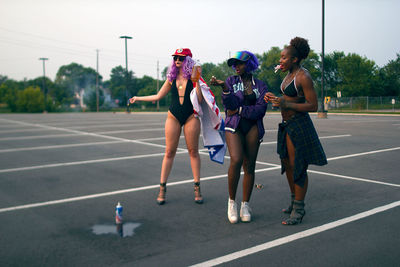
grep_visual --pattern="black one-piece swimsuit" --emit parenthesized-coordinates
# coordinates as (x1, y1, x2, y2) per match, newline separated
(169, 80, 194, 126)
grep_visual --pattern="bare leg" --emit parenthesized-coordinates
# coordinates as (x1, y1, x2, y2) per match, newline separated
(183, 115, 201, 183)
(285, 133, 308, 201)
(283, 133, 295, 194)
(242, 125, 260, 202)
(160, 112, 182, 184)
(282, 133, 307, 224)
(225, 131, 245, 200)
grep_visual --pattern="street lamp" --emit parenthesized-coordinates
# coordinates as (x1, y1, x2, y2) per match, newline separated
(318, 0, 327, 118)
(120, 35, 132, 112)
(39, 57, 48, 112)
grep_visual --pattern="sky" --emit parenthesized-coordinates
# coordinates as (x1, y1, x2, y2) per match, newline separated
(0, 0, 399, 82)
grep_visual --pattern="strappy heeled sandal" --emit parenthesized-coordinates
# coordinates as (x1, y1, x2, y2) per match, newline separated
(194, 182, 203, 204)
(282, 200, 305, 225)
(157, 183, 166, 205)
(282, 193, 295, 214)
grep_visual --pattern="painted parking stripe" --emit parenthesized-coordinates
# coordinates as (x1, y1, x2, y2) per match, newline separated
(0, 166, 279, 214)
(308, 169, 400, 188)
(0, 141, 125, 153)
(189, 200, 400, 267)
(0, 133, 349, 153)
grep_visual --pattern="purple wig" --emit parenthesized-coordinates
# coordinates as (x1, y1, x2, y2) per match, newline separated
(167, 56, 195, 82)
(230, 51, 260, 73)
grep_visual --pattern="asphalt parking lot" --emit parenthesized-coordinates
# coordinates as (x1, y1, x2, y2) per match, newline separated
(0, 112, 399, 266)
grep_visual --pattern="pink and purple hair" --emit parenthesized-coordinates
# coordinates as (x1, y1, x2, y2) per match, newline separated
(167, 56, 195, 82)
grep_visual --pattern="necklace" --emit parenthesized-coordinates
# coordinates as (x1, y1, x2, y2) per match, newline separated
(283, 68, 301, 88)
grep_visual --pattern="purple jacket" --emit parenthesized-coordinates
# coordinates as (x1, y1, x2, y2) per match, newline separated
(222, 75, 269, 142)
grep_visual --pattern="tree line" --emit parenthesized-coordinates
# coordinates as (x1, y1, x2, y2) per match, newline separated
(0, 47, 399, 112)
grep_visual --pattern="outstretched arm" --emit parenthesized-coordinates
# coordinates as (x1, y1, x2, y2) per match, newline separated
(129, 79, 172, 104)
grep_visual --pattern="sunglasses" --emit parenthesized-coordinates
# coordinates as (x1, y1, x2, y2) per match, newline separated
(173, 55, 186, 61)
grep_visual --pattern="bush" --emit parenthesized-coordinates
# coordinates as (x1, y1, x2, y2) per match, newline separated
(15, 86, 45, 112)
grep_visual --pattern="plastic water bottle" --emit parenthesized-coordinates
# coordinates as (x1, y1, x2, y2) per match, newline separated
(115, 202, 123, 224)
(191, 60, 201, 83)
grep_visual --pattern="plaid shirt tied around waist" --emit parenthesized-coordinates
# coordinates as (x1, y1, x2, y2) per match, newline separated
(277, 112, 327, 187)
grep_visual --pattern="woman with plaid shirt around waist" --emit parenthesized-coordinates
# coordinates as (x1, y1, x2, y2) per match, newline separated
(265, 37, 327, 225)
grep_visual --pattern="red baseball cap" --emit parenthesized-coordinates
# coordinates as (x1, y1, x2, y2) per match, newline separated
(172, 48, 192, 58)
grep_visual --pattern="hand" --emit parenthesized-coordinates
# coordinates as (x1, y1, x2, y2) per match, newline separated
(210, 76, 224, 87)
(264, 92, 276, 103)
(129, 96, 137, 104)
(227, 109, 238, 116)
(270, 96, 282, 107)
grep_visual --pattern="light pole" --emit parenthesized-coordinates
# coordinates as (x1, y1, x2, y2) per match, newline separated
(318, 0, 327, 118)
(96, 49, 99, 112)
(39, 57, 48, 112)
(120, 35, 132, 112)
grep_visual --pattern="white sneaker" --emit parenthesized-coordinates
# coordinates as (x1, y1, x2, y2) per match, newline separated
(227, 198, 238, 224)
(240, 202, 252, 222)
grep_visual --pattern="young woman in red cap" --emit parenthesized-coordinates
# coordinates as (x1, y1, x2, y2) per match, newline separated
(129, 48, 204, 205)
(265, 37, 327, 225)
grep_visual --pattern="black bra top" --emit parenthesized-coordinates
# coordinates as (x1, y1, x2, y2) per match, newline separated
(281, 78, 298, 97)
(169, 80, 194, 126)
(243, 92, 257, 106)
(281, 69, 301, 97)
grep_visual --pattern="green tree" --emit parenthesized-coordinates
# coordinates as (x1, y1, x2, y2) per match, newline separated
(55, 63, 101, 105)
(84, 88, 105, 111)
(136, 75, 164, 107)
(15, 86, 45, 112)
(201, 61, 232, 107)
(379, 53, 400, 96)
(0, 78, 24, 111)
(258, 47, 284, 94)
(336, 53, 377, 96)
(107, 66, 135, 106)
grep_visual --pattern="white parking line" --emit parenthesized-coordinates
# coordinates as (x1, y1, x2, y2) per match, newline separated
(0, 141, 125, 153)
(0, 167, 279, 214)
(0, 133, 82, 141)
(0, 134, 351, 153)
(327, 147, 400, 161)
(0, 134, 350, 172)
(190, 200, 400, 267)
(308, 169, 400, 188)
(0, 118, 170, 149)
(0, 145, 399, 212)
(0, 128, 165, 141)
(260, 134, 351, 146)
(0, 151, 184, 174)
(96, 128, 164, 134)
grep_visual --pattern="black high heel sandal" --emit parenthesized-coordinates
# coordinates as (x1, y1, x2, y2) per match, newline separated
(282, 193, 295, 214)
(282, 200, 305, 225)
(157, 183, 166, 205)
(194, 182, 203, 204)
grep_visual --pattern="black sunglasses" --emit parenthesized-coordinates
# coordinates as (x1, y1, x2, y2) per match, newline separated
(173, 55, 186, 61)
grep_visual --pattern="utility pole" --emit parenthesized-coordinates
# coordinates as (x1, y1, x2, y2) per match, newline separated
(39, 57, 48, 112)
(318, 0, 327, 118)
(120, 35, 132, 112)
(157, 60, 160, 111)
(96, 49, 99, 112)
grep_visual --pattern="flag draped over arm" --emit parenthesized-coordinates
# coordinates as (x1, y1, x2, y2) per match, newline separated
(190, 78, 227, 164)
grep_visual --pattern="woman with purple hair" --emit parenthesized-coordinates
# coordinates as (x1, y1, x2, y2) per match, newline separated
(129, 48, 204, 205)
(211, 51, 269, 223)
